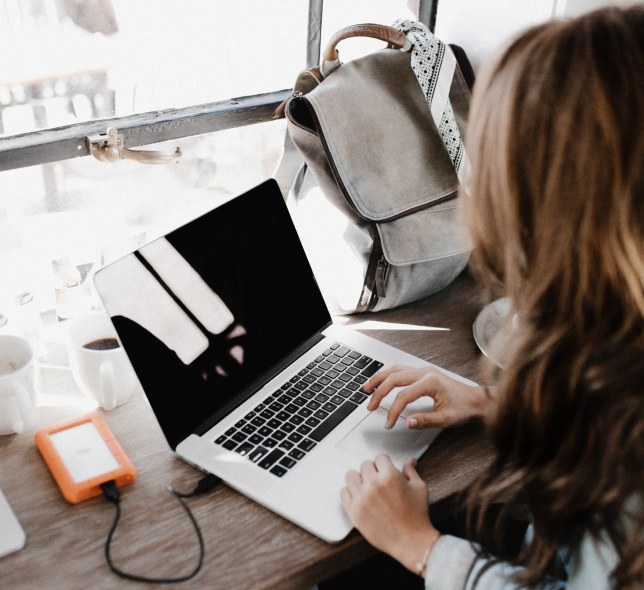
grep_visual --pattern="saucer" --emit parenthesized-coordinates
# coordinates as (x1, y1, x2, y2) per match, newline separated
(472, 297, 512, 367)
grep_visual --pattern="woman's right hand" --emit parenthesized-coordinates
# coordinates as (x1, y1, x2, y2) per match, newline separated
(364, 365, 490, 430)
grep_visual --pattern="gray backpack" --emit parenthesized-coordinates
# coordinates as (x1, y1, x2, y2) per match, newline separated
(274, 22, 474, 314)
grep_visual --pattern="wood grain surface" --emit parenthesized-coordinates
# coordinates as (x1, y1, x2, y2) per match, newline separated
(0, 270, 493, 590)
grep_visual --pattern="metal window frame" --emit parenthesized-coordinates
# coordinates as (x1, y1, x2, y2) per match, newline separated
(0, 0, 437, 173)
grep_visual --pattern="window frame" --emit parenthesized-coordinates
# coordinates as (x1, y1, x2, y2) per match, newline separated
(0, 0, 437, 173)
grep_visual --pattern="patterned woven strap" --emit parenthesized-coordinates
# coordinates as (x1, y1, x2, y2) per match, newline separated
(393, 19, 471, 189)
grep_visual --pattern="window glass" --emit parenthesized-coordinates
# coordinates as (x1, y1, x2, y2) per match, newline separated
(0, 119, 286, 339)
(0, 0, 308, 136)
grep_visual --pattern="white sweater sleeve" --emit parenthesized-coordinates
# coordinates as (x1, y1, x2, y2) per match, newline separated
(424, 530, 618, 590)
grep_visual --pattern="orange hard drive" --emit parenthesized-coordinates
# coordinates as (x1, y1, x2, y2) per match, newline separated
(35, 413, 136, 504)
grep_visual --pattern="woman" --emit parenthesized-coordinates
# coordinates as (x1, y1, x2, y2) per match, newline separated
(341, 6, 644, 589)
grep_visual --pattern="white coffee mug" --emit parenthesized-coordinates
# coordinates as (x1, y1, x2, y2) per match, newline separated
(0, 335, 37, 435)
(67, 311, 139, 411)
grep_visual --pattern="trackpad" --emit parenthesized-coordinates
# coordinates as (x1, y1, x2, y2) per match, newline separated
(335, 408, 440, 468)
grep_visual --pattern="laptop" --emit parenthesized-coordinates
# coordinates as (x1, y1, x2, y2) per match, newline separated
(93, 179, 474, 543)
(0, 487, 25, 558)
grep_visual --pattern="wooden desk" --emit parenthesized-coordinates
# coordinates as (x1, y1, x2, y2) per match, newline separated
(0, 271, 493, 590)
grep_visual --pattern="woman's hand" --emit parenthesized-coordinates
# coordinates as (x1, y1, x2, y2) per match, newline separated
(364, 365, 489, 430)
(341, 455, 440, 575)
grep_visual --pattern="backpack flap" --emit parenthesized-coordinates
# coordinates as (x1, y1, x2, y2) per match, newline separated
(300, 48, 471, 267)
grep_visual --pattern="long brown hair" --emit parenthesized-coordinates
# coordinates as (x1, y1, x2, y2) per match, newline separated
(463, 7, 644, 588)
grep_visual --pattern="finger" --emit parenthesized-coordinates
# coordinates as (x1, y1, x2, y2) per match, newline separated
(384, 380, 438, 428)
(373, 454, 396, 474)
(362, 364, 410, 392)
(406, 411, 446, 430)
(345, 469, 362, 492)
(401, 457, 422, 482)
(340, 486, 352, 512)
(366, 366, 420, 411)
(359, 460, 378, 481)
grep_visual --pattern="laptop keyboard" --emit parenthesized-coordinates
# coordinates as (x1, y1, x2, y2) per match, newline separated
(213, 342, 383, 477)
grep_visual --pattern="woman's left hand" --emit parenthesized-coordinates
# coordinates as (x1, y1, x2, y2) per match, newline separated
(340, 454, 440, 575)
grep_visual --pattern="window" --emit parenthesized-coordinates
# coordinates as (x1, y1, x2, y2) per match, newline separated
(0, 0, 427, 339)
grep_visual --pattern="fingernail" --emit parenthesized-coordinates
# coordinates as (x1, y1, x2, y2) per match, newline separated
(408, 418, 418, 428)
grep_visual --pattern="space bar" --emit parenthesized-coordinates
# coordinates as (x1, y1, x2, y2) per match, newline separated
(309, 401, 359, 442)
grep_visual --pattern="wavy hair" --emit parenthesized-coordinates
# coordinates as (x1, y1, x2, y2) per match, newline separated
(462, 7, 644, 588)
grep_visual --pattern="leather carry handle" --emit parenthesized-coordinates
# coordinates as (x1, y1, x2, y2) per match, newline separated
(323, 24, 410, 62)
(321, 24, 411, 77)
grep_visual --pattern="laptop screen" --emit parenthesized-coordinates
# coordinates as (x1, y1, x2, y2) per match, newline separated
(94, 180, 332, 449)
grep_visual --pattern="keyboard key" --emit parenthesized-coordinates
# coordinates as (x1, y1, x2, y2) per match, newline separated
(279, 457, 297, 469)
(287, 432, 303, 443)
(293, 397, 306, 407)
(284, 403, 299, 414)
(319, 361, 332, 370)
(276, 411, 291, 422)
(296, 424, 312, 435)
(337, 388, 352, 398)
(259, 449, 285, 469)
(313, 409, 329, 421)
(222, 439, 238, 451)
(260, 409, 275, 420)
(330, 395, 345, 405)
(361, 360, 384, 378)
(350, 392, 368, 405)
(307, 400, 321, 411)
(348, 350, 362, 359)
(215, 435, 226, 445)
(322, 402, 336, 413)
(277, 393, 294, 405)
(353, 356, 372, 369)
(290, 414, 304, 425)
(301, 389, 315, 399)
(251, 417, 265, 427)
(225, 427, 236, 437)
(298, 439, 317, 452)
(249, 433, 263, 445)
(249, 447, 268, 463)
(281, 422, 295, 433)
(234, 419, 246, 429)
(353, 375, 368, 384)
(232, 431, 247, 443)
(334, 346, 350, 357)
(258, 426, 272, 437)
(267, 418, 281, 429)
(298, 407, 313, 418)
(234, 442, 253, 455)
(314, 393, 329, 403)
(268, 401, 284, 412)
(241, 424, 256, 435)
(270, 465, 288, 477)
(289, 449, 306, 460)
(329, 343, 340, 350)
(310, 401, 358, 442)
(278, 440, 294, 451)
(305, 416, 321, 427)
(272, 430, 287, 441)
(263, 438, 278, 448)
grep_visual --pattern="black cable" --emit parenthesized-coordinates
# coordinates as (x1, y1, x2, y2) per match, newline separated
(100, 474, 221, 584)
